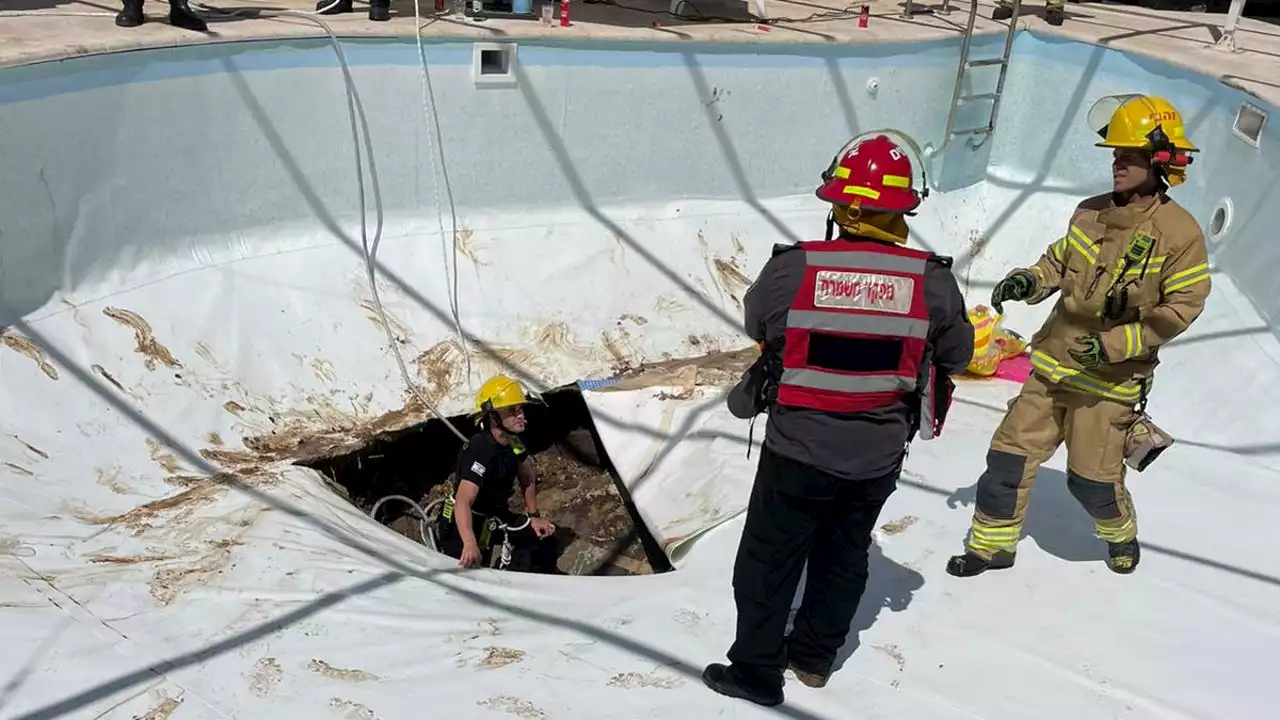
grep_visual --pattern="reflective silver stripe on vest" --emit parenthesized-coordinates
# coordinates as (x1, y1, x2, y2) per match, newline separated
(781, 368, 916, 394)
(787, 310, 929, 338)
(805, 251, 928, 274)
(919, 366, 936, 440)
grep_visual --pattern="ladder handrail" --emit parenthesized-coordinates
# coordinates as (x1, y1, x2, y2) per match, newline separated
(942, 0, 985, 145)
(987, 0, 1022, 142)
(939, 0, 1023, 152)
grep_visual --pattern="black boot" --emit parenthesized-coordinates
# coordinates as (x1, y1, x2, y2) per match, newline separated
(1107, 539, 1140, 574)
(115, 0, 144, 27)
(702, 664, 783, 707)
(946, 550, 1015, 578)
(1045, 7, 1065, 25)
(369, 0, 391, 20)
(316, 0, 353, 13)
(990, 5, 1013, 20)
(169, 0, 207, 30)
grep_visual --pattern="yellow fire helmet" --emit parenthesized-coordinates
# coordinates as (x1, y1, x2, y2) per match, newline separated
(474, 374, 527, 415)
(1087, 94, 1198, 186)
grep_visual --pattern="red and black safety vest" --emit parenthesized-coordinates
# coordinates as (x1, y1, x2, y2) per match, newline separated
(777, 240, 940, 430)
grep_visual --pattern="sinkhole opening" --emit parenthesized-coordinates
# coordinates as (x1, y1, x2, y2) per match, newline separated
(297, 386, 673, 577)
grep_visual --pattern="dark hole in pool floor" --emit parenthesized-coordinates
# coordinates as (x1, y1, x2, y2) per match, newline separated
(297, 386, 672, 576)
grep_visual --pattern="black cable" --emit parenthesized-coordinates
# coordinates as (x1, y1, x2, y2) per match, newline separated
(765, 3, 866, 23)
(585, 0, 864, 25)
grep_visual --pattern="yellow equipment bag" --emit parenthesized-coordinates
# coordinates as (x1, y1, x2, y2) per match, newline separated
(966, 305, 1027, 376)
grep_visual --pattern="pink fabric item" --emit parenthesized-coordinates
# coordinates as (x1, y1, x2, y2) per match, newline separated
(993, 354, 1033, 383)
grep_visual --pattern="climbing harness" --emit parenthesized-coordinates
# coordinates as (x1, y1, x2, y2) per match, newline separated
(439, 476, 533, 570)
(482, 515, 534, 570)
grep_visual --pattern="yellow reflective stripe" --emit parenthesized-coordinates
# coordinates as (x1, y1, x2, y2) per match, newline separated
(833, 166, 851, 179)
(882, 174, 910, 188)
(844, 186, 881, 199)
(1163, 262, 1210, 293)
(1050, 237, 1067, 263)
(1124, 258, 1164, 277)
(973, 526, 1021, 538)
(1029, 350, 1145, 402)
(969, 523, 1022, 552)
(1122, 322, 1143, 359)
(1095, 518, 1136, 544)
(1165, 273, 1209, 293)
(1068, 226, 1099, 263)
(1165, 262, 1209, 283)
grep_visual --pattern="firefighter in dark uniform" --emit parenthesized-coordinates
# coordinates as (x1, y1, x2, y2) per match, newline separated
(437, 375, 561, 573)
(704, 132, 974, 707)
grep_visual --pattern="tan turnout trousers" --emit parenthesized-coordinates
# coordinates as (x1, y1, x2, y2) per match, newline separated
(967, 372, 1139, 558)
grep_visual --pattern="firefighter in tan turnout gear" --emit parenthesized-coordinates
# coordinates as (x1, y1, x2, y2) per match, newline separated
(948, 95, 1212, 578)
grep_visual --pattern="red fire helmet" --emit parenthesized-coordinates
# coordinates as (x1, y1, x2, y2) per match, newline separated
(816, 133, 923, 214)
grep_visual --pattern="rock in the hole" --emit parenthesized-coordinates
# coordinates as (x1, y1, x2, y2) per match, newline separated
(557, 428, 601, 468)
(525, 447, 653, 576)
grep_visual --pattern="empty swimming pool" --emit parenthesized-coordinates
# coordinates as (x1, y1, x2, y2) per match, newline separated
(1, 25, 1279, 719)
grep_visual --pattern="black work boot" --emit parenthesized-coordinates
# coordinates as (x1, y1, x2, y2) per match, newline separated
(116, 0, 144, 27)
(316, 0, 354, 13)
(369, 0, 391, 20)
(991, 4, 1013, 20)
(946, 550, 1015, 578)
(169, 0, 207, 30)
(702, 664, 783, 707)
(1107, 539, 1140, 574)
(1045, 7, 1065, 25)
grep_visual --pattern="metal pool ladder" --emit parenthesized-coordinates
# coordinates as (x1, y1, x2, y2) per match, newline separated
(941, 0, 1024, 149)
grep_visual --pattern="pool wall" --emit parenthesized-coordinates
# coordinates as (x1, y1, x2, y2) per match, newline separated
(1, 32, 1277, 462)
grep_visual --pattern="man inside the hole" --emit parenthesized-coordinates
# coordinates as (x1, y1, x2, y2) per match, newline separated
(436, 375, 562, 574)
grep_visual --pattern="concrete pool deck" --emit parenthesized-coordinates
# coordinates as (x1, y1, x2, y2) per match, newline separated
(2, 0, 1279, 105)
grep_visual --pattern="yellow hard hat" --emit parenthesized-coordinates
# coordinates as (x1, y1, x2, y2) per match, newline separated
(1087, 94, 1197, 153)
(1087, 94, 1197, 186)
(474, 375, 527, 414)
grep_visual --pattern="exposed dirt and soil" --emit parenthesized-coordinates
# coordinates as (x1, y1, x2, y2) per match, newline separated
(608, 344, 758, 391)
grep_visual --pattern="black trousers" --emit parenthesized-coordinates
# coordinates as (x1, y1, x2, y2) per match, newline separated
(437, 515, 560, 574)
(727, 444, 899, 689)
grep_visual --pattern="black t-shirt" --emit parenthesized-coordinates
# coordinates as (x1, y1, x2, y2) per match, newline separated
(453, 431, 528, 520)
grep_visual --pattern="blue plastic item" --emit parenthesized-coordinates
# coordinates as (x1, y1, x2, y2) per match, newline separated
(577, 377, 620, 391)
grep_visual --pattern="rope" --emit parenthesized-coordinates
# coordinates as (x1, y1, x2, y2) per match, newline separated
(189, 2, 473, 442)
(369, 494, 442, 549)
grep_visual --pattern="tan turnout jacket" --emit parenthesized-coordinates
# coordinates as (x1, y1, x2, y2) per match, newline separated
(1015, 192, 1211, 403)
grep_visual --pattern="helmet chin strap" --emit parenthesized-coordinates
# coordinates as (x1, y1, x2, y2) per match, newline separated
(483, 406, 521, 439)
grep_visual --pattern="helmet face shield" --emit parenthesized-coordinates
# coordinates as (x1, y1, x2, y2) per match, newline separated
(1087, 94, 1145, 143)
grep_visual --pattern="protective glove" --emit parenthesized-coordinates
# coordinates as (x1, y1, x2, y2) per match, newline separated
(990, 270, 1036, 315)
(1068, 333, 1108, 370)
